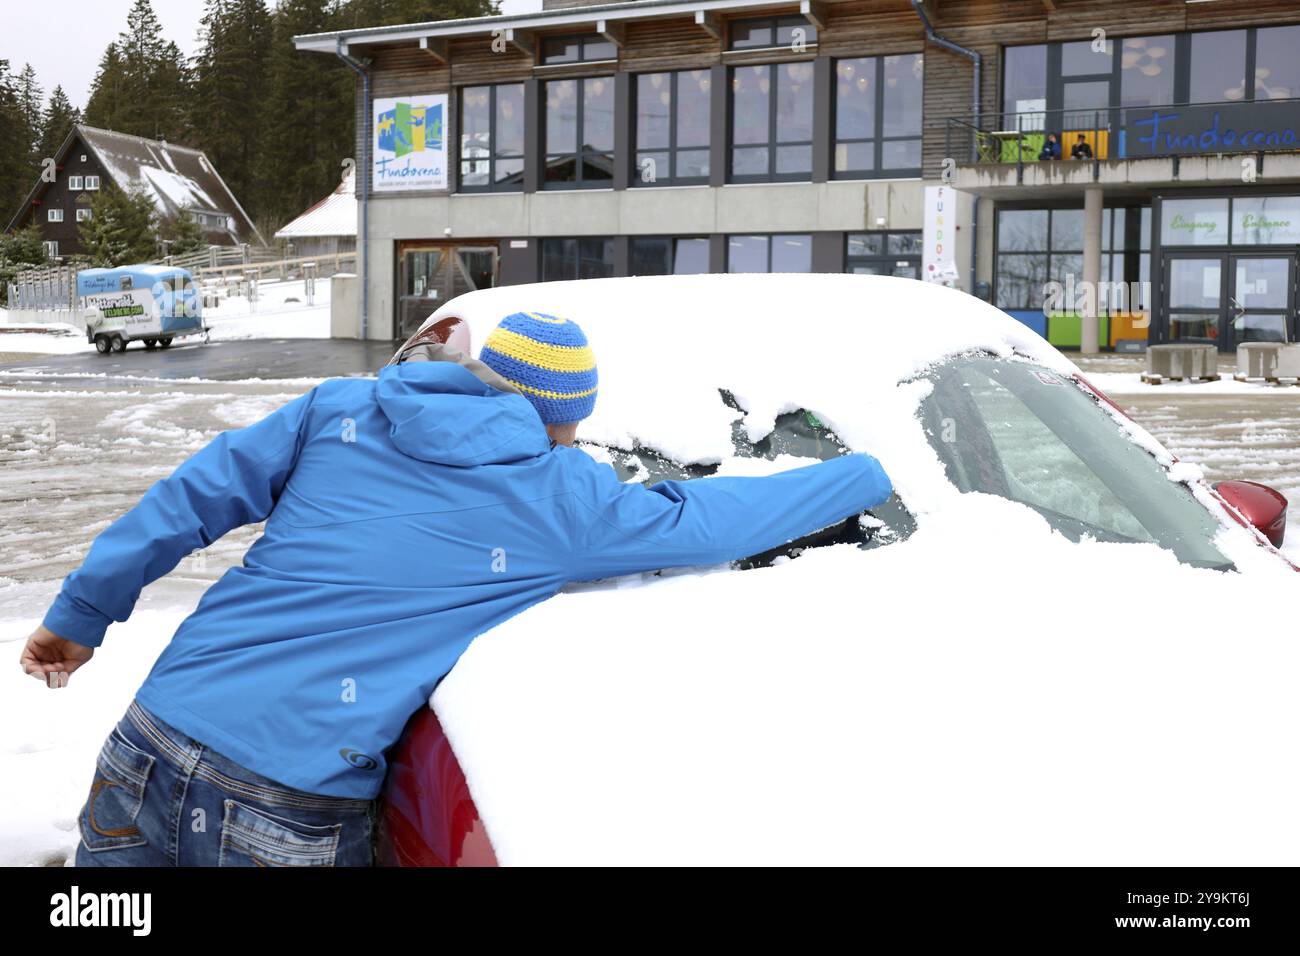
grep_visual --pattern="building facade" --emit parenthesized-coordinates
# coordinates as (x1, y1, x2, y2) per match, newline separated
(296, 0, 1300, 351)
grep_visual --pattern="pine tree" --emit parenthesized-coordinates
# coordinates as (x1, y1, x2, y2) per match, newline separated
(16, 65, 44, 170)
(191, 0, 271, 209)
(0, 60, 29, 226)
(161, 210, 205, 256)
(255, 0, 348, 225)
(79, 184, 159, 266)
(84, 2, 192, 140)
(38, 87, 81, 162)
(84, 44, 127, 131)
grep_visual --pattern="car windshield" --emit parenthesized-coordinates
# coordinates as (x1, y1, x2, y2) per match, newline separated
(580, 390, 914, 568)
(913, 354, 1233, 571)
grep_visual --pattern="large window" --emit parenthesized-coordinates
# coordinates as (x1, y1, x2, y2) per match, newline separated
(541, 238, 615, 281)
(459, 83, 524, 191)
(846, 232, 921, 278)
(1007, 27, 1300, 126)
(1253, 25, 1300, 101)
(834, 54, 923, 178)
(729, 62, 815, 181)
(545, 76, 615, 189)
(1188, 30, 1246, 104)
(1002, 44, 1047, 122)
(1119, 35, 1174, 108)
(630, 237, 711, 275)
(996, 206, 1149, 312)
(727, 234, 811, 272)
(633, 70, 711, 186)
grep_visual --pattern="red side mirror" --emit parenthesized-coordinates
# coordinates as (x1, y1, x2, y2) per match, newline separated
(1214, 480, 1288, 548)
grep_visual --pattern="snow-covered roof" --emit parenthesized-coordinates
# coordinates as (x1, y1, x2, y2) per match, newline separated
(416, 273, 1299, 865)
(71, 126, 261, 246)
(274, 167, 356, 240)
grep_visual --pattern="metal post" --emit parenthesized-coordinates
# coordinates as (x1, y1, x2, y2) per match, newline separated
(1083, 186, 1103, 353)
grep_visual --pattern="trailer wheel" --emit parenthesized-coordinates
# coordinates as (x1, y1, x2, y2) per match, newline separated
(94, 335, 112, 354)
(143, 338, 158, 350)
(111, 335, 127, 352)
(159, 337, 173, 349)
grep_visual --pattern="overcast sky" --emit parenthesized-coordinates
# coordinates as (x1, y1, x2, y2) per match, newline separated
(2, 0, 542, 111)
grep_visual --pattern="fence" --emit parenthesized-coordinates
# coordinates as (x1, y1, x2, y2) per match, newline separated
(5, 264, 77, 313)
(4, 249, 356, 324)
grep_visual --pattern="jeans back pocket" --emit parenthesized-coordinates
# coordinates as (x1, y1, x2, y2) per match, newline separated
(218, 799, 342, 866)
(79, 728, 155, 852)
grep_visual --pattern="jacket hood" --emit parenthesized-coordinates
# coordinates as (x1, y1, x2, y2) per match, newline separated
(376, 361, 551, 466)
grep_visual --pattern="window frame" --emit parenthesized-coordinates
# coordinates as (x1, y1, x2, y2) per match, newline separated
(539, 33, 619, 66)
(85, 175, 100, 190)
(628, 235, 712, 275)
(47, 207, 63, 223)
(75, 207, 92, 222)
(458, 82, 526, 194)
(631, 69, 712, 188)
(832, 53, 924, 180)
(845, 231, 923, 277)
(67, 175, 84, 191)
(543, 74, 617, 191)
(727, 61, 816, 184)
(726, 233, 813, 273)
(994, 204, 1151, 313)
(727, 14, 818, 53)
(540, 236, 616, 281)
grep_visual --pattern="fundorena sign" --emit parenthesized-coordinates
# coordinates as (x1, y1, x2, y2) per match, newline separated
(1124, 101, 1300, 157)
(372, 93, 449, 192)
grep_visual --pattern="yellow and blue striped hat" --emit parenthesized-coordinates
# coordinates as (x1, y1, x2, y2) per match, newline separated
(479, 311, 598, 424)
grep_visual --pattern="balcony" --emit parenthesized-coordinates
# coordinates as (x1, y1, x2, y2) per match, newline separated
(943, 99, 1300, 197)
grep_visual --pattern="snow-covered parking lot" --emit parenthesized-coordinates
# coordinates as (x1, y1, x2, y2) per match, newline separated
(2, 275, 1299, 865)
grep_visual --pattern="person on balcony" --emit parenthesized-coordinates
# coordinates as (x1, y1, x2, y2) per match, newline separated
(1071, 134, 1094, 160)
(1038, 133, 1062, 161)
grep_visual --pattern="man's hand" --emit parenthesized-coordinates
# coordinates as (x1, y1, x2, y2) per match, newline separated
(19, 624, 94, 688)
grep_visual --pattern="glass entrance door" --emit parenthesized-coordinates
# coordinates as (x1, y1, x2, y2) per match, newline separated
(1229, 255, 1294, 346)
(396, 243, 499, 340)
(1165, 255, 1224, 344)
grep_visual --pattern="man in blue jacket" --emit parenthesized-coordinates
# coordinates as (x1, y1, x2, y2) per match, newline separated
(20, 310, 893, 867)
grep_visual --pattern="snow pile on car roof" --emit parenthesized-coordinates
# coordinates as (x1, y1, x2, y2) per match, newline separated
(432, 274, 1074, 465)
(433, 490, 1299, 865)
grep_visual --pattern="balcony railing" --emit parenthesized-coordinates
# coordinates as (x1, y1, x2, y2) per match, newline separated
(944, 98, 1300, 175)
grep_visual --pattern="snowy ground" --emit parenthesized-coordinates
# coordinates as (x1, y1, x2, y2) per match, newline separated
(0, 277, 330, 357)
(1, 300, 1297, 863)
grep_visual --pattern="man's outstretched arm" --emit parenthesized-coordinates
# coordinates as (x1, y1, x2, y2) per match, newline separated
(566, 450, 893, 582)
(39, 387, 319, 649)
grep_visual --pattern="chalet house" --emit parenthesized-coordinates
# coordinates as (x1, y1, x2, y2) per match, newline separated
(5, 124, 263, 259)
(274, 165, 358, 259)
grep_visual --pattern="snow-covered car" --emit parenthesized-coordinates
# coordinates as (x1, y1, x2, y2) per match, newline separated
(374, 273, 1296, 866)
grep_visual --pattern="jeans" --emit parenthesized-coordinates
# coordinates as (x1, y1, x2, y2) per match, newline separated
(75, 698, 377, 866)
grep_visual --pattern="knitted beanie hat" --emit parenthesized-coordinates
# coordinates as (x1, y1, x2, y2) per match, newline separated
(478, 311, 598, 424)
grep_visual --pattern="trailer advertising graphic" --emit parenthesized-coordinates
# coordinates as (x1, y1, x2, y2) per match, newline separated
(86, 289, 161, 334)
(373, 94, 448, 192)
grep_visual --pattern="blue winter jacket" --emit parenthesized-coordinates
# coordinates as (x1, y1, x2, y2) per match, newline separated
(44, 360, 894, 798)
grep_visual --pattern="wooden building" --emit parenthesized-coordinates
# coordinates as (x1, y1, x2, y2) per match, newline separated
(294, 0, 1300, 350)
(6, 124, 263, 259)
